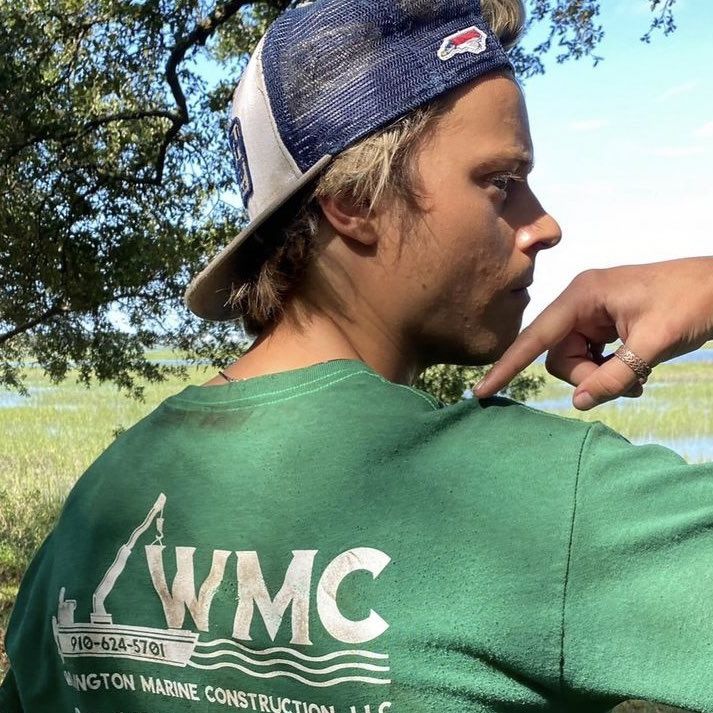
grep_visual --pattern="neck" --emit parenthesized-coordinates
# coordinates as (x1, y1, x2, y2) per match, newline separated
(221, 299, 422, 386)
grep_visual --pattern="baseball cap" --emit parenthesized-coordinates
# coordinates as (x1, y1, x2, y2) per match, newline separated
(184, 0, 514, 321)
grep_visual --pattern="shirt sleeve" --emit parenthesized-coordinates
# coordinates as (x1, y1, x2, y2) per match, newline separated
(562, 421, 713, 713)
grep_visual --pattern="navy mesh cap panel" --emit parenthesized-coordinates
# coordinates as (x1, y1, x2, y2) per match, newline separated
(262, 0, 514, 173)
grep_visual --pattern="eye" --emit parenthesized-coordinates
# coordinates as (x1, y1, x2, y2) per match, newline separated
(488, 173, 520, 194)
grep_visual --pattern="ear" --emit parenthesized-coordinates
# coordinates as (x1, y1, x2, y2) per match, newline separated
(318, 195, 379, 247)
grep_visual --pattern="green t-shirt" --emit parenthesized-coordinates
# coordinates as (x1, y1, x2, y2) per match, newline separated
(2, 359, 712, 713)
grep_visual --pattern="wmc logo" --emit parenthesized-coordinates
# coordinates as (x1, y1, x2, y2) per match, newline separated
(53, 494, 392, 688)
(437, 26, 487, 61)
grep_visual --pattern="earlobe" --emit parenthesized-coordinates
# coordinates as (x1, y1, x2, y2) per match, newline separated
(318, 195, 379, 247)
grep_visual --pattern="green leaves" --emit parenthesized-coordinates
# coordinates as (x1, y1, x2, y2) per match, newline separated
(414, 363, 545, 406)
(642, 0, 677, 42)
(0, 0, 252, 394)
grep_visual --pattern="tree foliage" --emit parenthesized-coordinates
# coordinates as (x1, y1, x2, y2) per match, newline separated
(414, 363, 546, 406)
(0, 0, 676, 403)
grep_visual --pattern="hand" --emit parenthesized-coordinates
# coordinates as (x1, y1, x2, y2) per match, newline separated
(474, 257, 713, 410)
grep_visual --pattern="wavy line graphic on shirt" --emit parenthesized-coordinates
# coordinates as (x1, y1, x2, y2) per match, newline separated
(187, 659, 391, 687)
(188, 639, 391, 686)
(194, 638, 389, 661)
(193, 651, 388, 675)
(50, 493, 392, 687)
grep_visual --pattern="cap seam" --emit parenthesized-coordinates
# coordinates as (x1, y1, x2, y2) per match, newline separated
(255, 38, 302, 178)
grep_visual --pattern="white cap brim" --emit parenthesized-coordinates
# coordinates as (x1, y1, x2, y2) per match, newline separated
(184, 154, 332, 322)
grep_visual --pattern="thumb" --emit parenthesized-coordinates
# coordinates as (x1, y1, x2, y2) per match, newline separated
(572, 341, 653, 411)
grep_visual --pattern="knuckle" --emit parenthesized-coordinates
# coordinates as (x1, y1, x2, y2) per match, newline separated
(571, 268, 600, 291)
(592, 370, 628, 400)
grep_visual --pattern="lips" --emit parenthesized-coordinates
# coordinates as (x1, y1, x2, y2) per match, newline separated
(511, 282, 532, 292)
(510, 277, 532, 304)
(511, 271, 534, 291)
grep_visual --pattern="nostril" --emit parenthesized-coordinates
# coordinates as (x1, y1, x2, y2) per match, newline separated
(548, 232, 562, 248)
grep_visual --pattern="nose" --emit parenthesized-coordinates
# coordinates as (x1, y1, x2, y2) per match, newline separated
(513, 186, 563, 253)
(516, 210, 562, 253)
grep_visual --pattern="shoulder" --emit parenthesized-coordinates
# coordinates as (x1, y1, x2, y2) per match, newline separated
(388, 394, 604, 481)
(434, 393, 597, 440)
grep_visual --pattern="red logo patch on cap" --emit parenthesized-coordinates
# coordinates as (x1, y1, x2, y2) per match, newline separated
(437, 26, 487, 61)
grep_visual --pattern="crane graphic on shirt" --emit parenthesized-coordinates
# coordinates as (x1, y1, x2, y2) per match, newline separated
(52, 493, 391, 687)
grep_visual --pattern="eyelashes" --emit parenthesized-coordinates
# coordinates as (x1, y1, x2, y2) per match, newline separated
(488, 172, 524, 193)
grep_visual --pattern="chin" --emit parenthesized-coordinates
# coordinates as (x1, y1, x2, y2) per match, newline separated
(415, 334, 511, 369)
(412, 313, 523, 369)
(462, 322, 524, 366)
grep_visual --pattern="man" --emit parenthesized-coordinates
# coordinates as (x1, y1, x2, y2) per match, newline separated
(3, 1, 713, 712)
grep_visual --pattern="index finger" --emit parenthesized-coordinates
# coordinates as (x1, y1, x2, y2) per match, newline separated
(473, 295, 577, 398)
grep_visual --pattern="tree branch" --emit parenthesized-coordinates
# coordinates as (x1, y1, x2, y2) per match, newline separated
(0, 303, 70, 345)
(140, 0, 251, 187)
(642, 0, 677, 42)
(5, 110, 178, 162)
(0, 288, 156, 346)
(5, 0, 253, 185)
(84, 0, 252, 187)
(45, 20, 96, 91)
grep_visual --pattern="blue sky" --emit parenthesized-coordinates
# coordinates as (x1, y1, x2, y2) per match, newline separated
(521, 0, 713, 322)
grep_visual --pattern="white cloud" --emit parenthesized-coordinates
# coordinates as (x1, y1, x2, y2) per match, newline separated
(657, 80, 698, 102)
(649, 145, 706, 158)
(568, 118, 610, 133)
(523, 187, 707, 327)
(695, 121, 713, 139)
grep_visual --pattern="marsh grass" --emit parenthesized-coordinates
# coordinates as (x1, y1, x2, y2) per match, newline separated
(1, 352, 711, 713)
(528, 362, 713, 453)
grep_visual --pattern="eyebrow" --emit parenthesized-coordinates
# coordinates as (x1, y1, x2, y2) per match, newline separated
(475, 152, 535, 174)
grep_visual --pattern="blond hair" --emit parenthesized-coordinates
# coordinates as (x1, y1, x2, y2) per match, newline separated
(228, 0, 526, 337)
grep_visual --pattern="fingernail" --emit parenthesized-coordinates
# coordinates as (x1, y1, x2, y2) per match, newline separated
(573, 391, 596, 410)
(474, 377, 488, 394)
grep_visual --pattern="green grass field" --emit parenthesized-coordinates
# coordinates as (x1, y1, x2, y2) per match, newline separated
(1, 350, 711, 713)
(529, 360, 713, 447)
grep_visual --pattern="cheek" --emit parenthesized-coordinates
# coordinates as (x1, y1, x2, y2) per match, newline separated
(432, 248, 496, 315)
(405, 186, 510, 296)
(454, 216, 512, 280)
